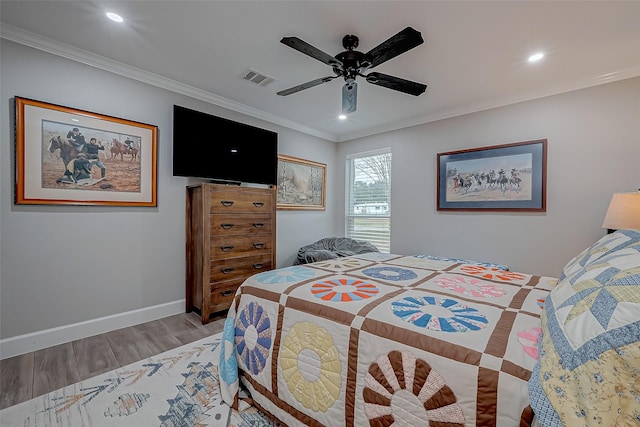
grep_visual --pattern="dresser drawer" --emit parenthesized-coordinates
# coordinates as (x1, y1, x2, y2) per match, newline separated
(209, 254, 273, 282)
(209, 188, 273, 214)
(209, 278, 245, 312)
(210, 214, 272, 235)
(210, 235, 273, 260)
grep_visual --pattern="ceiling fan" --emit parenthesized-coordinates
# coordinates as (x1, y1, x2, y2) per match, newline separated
(277, 27, 427, 114)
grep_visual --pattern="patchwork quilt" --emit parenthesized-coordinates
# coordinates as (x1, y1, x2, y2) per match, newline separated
(220, 253, 556, 427)
(529, 230, 640, 426)
(219, 253, 555, 426)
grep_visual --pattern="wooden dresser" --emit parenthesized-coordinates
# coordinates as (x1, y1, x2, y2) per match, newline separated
(185, 183, 276, 323)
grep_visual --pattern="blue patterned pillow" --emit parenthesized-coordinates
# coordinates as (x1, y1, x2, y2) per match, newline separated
(558, 229, 640, 282)
(530, 230, 640, 426)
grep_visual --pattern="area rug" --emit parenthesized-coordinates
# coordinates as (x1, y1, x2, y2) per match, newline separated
(0, 333, 275, 427)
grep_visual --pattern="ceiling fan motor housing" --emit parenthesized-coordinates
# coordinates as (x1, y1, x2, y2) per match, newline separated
(335, 50, 370, 80)
(342, 34, 359, 50)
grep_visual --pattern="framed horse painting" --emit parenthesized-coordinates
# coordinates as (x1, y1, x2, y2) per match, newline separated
(436, 139, 547, 211)
(14, 97, 158, 206)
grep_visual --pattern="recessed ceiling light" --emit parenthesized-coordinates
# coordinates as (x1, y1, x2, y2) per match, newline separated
(106, 12, 124, 23)
(338, 114, 347, 120)
(528, 52, 544, 63)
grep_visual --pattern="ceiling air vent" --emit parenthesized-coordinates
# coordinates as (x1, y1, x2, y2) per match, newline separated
(241, 68, 274, 86)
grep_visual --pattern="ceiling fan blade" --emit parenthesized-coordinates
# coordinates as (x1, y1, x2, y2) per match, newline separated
(365, 27, 424, 69)
(342, 81, 358, 114)
(277, 76, 338, 96)
(366, 72, 427, 96)
(280, 37, 343, 68)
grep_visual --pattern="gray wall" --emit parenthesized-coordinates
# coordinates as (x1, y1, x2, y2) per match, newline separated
(2, 38, 639, 345)
(0, 40, 339, 340)
(337, 77, 640, 277)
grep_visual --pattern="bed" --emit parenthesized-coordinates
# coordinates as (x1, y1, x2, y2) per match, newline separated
(219, 251, 558, 426)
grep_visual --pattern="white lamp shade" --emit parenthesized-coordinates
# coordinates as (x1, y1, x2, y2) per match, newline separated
(602, 192, 640, 230)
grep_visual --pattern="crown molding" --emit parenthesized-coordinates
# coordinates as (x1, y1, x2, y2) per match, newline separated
(1, 23, 337, 142)
(6, 23, 638, 144)
(338, 65, 640, 142)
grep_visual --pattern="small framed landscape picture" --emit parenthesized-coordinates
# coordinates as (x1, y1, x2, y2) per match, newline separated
(437, 139, 547, 212)
(277, 154, 326, 210)
(14, 97, 158, 206)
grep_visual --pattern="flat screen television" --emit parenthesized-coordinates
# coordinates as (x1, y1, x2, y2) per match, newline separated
(172, 105, 278, 186)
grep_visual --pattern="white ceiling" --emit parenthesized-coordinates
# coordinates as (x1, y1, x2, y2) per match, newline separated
(2, 1, 640, 142)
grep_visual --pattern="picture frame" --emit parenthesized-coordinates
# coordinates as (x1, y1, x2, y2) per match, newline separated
(14, 97, 157, 206)
(277, 154, 326, 210)
(437, 139, 547, 211)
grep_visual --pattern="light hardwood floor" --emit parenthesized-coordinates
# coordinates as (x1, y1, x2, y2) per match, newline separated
(0, 311, 226, 410)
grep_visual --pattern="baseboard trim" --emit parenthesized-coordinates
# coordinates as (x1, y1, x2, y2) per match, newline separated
(0, 300, 185, 360)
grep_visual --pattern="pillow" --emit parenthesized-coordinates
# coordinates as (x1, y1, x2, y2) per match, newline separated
(293, 237, 379, 265)
(529, 230, 640, 426)
(558, 229, 640, 282)
(296, 249, 339, 264)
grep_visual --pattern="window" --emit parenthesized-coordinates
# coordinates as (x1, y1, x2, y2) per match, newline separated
(345, 148, 391, 253)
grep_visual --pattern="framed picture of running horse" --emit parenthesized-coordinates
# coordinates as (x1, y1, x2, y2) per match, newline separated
(437, 139, 547, 212)
(14, 97, 158, 206)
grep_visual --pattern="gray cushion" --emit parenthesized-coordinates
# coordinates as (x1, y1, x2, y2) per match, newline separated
(294, 237, 379, 265)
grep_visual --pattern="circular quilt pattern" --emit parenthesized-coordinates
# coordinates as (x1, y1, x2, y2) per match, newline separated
(434, 274, 506, 298)
(280, 322, 342, 412)
(315, 258, 365, 269)
(363, 266, 417, 281)
(363, 350, 465, 426)
(518, 327, 542, 359)
(235, 302, 272, 375)
(220, 317, 238, 384)
(459, 265, 526, 282)
(391, 296, 488, 332)
(253, 266, 315, 284)
(311, 278, 380, 302)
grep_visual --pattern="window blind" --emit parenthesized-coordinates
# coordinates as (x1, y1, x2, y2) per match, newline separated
(345, 149, 391, 253)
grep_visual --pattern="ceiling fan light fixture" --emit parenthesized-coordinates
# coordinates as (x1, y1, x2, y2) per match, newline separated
(342, 81, 358, 114)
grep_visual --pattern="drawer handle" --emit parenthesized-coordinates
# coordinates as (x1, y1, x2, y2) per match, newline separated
(253, 263, 264, 269)
(220, 245, 234, 252)
(221, 267, 235, 274)
(220, 289, 235, 297)
(253, 223, 265, 228)
(221, 223, 234, 230)
(220, 200, 234, 207)
(253, 202, 264, 207)
(253, 243, 265, 249)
